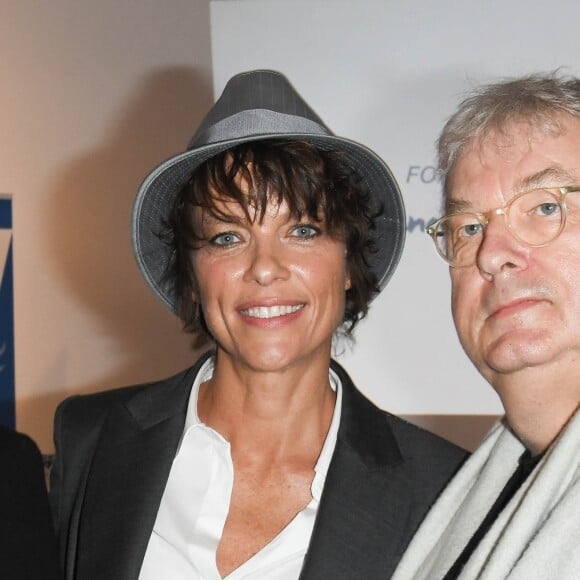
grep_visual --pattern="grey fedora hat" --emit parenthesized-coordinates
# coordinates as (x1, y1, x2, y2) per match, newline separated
(132, 69, 405, 313)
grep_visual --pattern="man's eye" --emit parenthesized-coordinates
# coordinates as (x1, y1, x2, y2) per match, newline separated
(535, 202, 560, 217)
(209, 232, 240, 246)
(459, 223, 483, 237)
(290, 224, 320, 239)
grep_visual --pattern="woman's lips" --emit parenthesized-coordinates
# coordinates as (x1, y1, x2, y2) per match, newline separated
(237, 302, 306, 327)
(239, 304, 305, 319)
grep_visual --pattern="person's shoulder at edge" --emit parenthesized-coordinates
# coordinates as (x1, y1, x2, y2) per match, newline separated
(0, 424, 49, 483)
(0, 426, 60, 580)
(0, 423, 41, 456)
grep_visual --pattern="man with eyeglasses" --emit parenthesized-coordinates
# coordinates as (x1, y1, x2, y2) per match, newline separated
(392, 73, 580, 580)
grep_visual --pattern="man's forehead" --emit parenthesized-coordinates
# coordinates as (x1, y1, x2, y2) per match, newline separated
(445, 167, 578, 216)
(445, 120, 580, 211)
(449, 115, 570, 172)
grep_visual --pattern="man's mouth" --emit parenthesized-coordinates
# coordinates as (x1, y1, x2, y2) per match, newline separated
(489, 297, 547, 319)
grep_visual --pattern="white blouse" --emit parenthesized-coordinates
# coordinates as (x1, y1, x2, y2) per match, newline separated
(139, 358, 342, 579)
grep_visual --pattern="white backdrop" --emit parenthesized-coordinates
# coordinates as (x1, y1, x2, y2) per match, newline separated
(211, 0, 580, 414)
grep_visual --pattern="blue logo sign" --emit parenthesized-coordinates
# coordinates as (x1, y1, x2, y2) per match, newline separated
(0, 196, 15, 428)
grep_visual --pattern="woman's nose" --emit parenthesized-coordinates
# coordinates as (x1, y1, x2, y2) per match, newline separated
(243, 240, 291, 286)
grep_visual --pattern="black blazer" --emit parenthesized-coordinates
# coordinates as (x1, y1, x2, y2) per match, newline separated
(0, 426, 60, 580)
(51, 354, 466, 579)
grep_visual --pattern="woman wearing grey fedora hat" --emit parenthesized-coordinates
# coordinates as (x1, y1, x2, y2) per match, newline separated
(50, 70, 466, 580)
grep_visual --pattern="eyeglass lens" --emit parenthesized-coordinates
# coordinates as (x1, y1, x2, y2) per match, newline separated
(435, 189, 564, 266)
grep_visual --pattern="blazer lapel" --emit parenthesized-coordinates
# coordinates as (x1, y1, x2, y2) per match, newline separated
(300, 360, 414, 579)
(74, 361, 205, 580)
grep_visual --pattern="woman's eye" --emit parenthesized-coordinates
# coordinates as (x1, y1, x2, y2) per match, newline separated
(209, 232, 240, 246)
(290, 224, 320, 239)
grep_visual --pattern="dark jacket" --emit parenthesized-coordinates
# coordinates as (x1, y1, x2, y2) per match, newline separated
(0, 426, 60, 580)
(51, 353, 467, 579)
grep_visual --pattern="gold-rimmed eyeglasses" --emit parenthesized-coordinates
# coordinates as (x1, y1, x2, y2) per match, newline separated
(426, 185, 580, 268)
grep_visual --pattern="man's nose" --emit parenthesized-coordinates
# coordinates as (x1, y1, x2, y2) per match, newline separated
(475, 214, 529, 278)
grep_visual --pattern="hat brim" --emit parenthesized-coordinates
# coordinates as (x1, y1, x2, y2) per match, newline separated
(132, 133, 406, 313)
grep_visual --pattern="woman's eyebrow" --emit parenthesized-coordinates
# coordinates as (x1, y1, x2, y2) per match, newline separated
(201, 213, 247, 227)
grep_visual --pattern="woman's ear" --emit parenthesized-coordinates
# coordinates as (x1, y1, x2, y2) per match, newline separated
(345, 250, 351, 290)
(191, 282, 200, 304)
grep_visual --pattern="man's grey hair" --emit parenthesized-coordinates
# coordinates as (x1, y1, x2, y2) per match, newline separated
(438, 72, 580, 194)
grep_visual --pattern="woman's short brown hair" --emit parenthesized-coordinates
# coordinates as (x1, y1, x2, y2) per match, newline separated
(163, 140, 382, 337)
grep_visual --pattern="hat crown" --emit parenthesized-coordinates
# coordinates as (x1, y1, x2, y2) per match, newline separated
(188, 70, 333, 149)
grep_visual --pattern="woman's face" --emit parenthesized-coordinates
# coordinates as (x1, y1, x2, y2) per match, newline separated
(191, 193, 351, 375)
